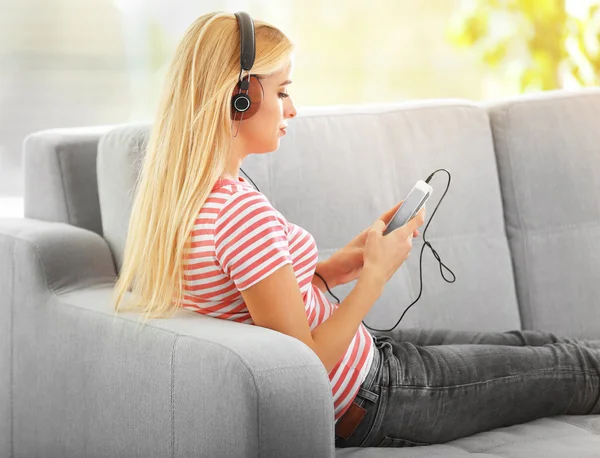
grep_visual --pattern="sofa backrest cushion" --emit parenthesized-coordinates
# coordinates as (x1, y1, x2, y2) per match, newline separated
(487, 88, 600, 338)
(97, 101, 522, 332)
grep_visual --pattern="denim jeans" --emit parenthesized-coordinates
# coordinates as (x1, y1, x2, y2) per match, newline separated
(334, 329, 600, 448)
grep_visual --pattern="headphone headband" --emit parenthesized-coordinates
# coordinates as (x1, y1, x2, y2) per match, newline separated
(234, 12, 255, 71)
(231, 11, 261, 124)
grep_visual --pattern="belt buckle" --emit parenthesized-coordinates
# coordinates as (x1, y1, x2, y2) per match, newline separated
(334, 402, 367, 440)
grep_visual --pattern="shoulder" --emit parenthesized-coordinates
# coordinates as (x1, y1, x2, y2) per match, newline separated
(215, 187, 289, 229)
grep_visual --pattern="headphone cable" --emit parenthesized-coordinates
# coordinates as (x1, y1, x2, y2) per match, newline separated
(239, 167, 455, 332)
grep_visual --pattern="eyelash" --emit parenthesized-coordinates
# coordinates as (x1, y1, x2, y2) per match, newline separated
(278, 92, 289, 99)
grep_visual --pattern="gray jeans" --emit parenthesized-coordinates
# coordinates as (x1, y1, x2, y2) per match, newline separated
(334, 329, 600, 448)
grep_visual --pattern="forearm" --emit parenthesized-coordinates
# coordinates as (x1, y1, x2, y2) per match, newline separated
(310, 270, 384, 373)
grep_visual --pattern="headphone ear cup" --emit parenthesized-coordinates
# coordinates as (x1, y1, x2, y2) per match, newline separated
(232, 93, 251, 113)
(231, 75, 263, 120)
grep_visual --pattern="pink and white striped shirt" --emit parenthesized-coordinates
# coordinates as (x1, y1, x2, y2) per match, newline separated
(181, 175, 375, 421)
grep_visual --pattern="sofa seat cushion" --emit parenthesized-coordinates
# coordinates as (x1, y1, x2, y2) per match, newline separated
(336, 415, 600, 457)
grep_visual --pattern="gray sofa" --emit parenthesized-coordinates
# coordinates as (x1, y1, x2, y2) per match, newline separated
(2, 88, 600, 457)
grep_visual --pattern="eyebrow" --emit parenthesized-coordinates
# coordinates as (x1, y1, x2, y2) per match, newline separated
(279, 80, 292, 86)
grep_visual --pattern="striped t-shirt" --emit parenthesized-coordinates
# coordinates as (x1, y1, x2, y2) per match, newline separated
(180, 175, 375, 421)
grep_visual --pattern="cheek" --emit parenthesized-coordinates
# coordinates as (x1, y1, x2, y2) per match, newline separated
(238, 96, 283, 149)
(255, 100, 282, 132)
(242, 113, 279, 149)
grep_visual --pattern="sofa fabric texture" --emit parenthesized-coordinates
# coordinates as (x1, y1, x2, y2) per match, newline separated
(1, 88, 600, 457)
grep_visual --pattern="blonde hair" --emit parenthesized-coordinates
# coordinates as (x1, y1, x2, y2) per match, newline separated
(112, 12, 293, 325)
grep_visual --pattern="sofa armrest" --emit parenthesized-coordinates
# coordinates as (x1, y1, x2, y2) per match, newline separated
(23, 125, 118, 236)
(0, 218, 335, 457)
(0, 218, 117, 294)
(146, 306, 336, 458)
(0, 217, 117, 457)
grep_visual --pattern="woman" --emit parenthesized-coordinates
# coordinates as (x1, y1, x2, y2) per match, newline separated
(112, 11, 600, 448)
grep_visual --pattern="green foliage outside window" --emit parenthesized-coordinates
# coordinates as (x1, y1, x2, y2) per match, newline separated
(447, 0, 600, 91)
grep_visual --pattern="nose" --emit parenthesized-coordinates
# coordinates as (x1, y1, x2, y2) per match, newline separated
(285, 98, 297, 119)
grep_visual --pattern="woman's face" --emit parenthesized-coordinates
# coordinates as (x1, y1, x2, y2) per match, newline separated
(231, 60, 297, 154)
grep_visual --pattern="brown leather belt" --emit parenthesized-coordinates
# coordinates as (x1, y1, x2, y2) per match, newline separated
(334, 402, 367, 440)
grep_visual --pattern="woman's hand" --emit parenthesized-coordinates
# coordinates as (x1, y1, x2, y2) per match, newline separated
(318, 201, 419, 288)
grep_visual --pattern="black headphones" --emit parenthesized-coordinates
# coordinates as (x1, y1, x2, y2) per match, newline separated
(232, 12, 262, 189)
(231, 12, 263, 120)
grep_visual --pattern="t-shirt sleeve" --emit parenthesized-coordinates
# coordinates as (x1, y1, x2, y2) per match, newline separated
(214, 189, 293, 291)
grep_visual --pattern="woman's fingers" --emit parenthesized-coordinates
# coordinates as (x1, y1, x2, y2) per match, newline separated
(380, 200, 404, 225)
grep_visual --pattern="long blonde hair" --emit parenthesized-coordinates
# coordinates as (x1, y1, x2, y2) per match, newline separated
(112, 12, 293, 324)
